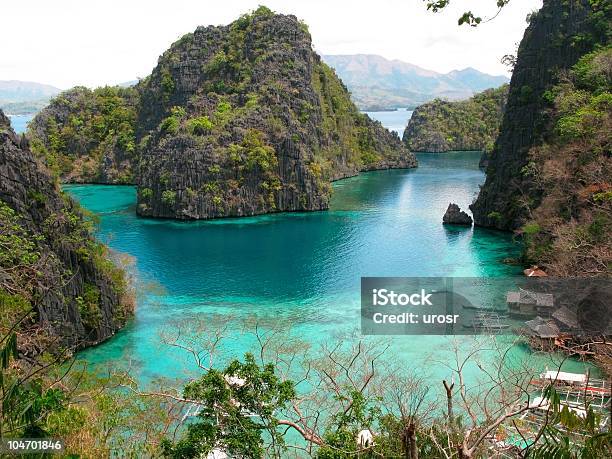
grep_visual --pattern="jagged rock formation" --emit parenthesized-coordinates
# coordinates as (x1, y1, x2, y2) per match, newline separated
(27, 8, 415, 220)
(471, 0, 609, 230)
(135, 7, 415, 219)
(0, 109, 131, 350)
(470, 0, 611, 276)
(478, 151, 490, 169)
(442, 203, 473, 226)
(28, 86, 139, 184)
(402, 85, 508, 153)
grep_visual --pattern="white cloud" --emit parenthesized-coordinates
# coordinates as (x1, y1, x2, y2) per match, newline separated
(1, 0, 542, 89)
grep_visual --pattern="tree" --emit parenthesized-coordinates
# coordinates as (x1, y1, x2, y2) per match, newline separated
(425, 0, 511, 27)
(161, 353, 296, 458)
(126, 318, 612, 458)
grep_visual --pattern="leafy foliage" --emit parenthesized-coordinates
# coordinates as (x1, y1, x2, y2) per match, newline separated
(76, 283, 102, 329)
(527, 387, 612, 458)
(426, 0, 511, 26)
(403, 84, 508, 152)
(520, 46, 611, 275)
(186, 116, 213, 135)
(161, 353, 295, 458)
(161, 190, 177, 206)
(29, 86, 139, 183)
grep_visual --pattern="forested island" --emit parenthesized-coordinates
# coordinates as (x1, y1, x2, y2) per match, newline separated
(28, 7, 415, 220)
(402, 84, 508, 154)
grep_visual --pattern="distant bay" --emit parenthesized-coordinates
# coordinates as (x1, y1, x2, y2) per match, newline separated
(8, 113, 34, 134)
(363, 109, 413, 138)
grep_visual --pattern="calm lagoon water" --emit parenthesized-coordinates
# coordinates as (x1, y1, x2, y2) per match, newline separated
(363, 109, 413, 138)
(67, 152, 591, 386)
(8, 114, 34, 134)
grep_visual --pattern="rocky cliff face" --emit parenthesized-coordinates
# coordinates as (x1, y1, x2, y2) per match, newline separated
(1, 109, 131, 350)
(470, 0, 609, 231)
(28, 86, 138, 184)
(402, 85, 508, 153)
(135, 7, 415, 219)
(26, 8, 415, 221)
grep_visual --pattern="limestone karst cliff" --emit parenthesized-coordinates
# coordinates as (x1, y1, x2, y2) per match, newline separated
(28, 7, 416, 220)
(1, 109, 131, 350)
(136, 8, 415, 219)
(470, 0, 611, 276)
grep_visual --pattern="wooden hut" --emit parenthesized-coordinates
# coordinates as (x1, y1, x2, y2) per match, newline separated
(507, 289, 554, 319)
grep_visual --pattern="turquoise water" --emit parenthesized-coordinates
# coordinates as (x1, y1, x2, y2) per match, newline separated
(8, 114, 34, 134)
(67, 152, 590, 385)
(363, 109, 413, 138)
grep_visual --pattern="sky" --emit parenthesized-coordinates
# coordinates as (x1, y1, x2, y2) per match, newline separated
(3, 0, 542, 89)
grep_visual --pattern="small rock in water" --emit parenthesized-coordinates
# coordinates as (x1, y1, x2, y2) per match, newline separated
(443, 203, 473, 226)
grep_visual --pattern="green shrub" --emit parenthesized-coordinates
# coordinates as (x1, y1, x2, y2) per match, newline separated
(186, 116, 214, 135)
(228, 144, 244, 163)
(572, 47, 612, 93)
(77, 283, 102, 329)
(0, 201, 40, 267)
(160, 106, 186, 135)
(242, 129, 277, 172)
(205, 51, 229, 74)
(360, 150, 380, 166)
(140, 188, 153, 200)
(245, 93, 259, 109)
(202, 182, 219, 194)
(161, 190, 177, 206)
(588, 214, 609, 242)
(0, 290, 30, 329)
(593, 191, 612, 203)
(185, 187, 197, 199)
(522, 222, 541, 235)
(161, 69, 175, 99)
(170, 106, 186, 118)
(160, 116, 179, 134)
(27, 189, 47, 205)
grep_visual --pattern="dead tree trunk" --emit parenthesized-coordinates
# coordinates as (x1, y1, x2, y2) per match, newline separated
(402, 420, 418, 459)
(443, 380, 454, 424)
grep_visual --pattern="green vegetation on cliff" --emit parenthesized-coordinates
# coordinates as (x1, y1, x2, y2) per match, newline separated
(1, 108, 135, 442)
(520, 46, 611, 276)
(469, 0, 611, 277)
(402, 84, 508, 152)
(28, 86, 138, 183)
(26, 7, 415, 220)
(1, 109, 132, 349)
(134, 6, 415, 219)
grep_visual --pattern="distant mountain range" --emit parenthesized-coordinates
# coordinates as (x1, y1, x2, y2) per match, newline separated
(0, 80, 62, 115)
(321, 54, 509, 110)
(0, 57, 509, 116)
(0, 80, 61, 102)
